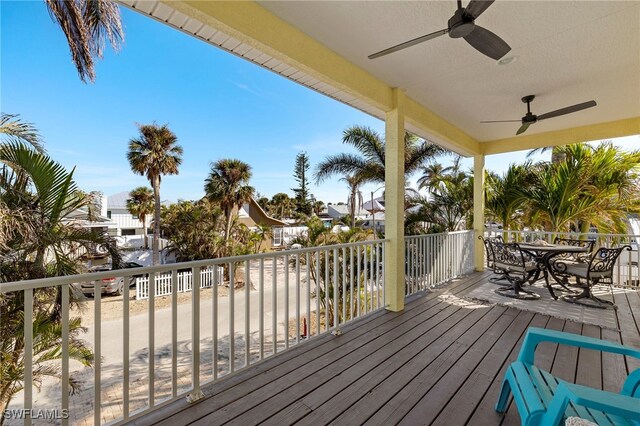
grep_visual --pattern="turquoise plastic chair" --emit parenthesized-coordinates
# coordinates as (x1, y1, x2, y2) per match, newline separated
(496, 327, 640, 425)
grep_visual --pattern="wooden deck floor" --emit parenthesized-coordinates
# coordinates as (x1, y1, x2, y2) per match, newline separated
(130, 271, 640, 426)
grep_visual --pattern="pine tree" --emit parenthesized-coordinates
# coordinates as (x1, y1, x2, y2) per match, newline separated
(292, 151, 312, 216)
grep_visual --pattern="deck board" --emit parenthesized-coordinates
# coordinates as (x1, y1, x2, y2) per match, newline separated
(129, 271, 640, 426)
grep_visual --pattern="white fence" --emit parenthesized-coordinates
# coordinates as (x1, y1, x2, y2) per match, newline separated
(135, 266, 224, 300)
(486, 229, 640, 288)
(272, 226, 308, 247)
(404, 230, 475, 296)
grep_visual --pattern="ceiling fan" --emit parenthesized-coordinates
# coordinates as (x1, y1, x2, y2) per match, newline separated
(481, 95, 598, 135)
(368, 0, 510, 60)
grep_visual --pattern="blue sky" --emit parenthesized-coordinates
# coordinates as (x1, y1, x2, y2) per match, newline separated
(2, 2, 638, 204)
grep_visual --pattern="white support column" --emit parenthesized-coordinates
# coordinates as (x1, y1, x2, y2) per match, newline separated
(473, 154, 486, 271)
(384, 88, 405, 312)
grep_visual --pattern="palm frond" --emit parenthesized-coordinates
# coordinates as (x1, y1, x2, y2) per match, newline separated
(0, 113, 44, 152)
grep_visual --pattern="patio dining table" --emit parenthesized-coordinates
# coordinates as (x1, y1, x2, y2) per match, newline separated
(517, 243, 588, 300)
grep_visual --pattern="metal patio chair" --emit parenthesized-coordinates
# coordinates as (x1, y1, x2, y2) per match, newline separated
(556, 245, 631, 309)
(492, 242, 540, 300)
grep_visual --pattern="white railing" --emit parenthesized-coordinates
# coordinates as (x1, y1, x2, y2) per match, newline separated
(134, 266, 224, 300)
(404, 230, 475, 296)
(486, 229, 640, 289)
(0, 239, 386, 425)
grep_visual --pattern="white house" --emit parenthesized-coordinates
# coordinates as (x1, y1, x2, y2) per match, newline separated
(106, 191, 149, 236)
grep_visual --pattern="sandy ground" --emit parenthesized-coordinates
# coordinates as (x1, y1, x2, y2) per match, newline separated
(72, 286, 230, 327)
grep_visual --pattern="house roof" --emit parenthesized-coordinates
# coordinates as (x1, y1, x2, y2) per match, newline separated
(108, 191, 171, 209)
(327, 204, 369, 218)
(107, 191, 130, 209)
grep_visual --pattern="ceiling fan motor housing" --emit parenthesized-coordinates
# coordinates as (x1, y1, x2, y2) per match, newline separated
(448, 8, 475, 38)
(522, 112, 538, 123)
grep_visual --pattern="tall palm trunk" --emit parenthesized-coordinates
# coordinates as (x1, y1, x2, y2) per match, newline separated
(141, 215, 148, 249)
(224, 207, 233, 244)
(152, 175, 161, 265)
(349, 189, 356, 229)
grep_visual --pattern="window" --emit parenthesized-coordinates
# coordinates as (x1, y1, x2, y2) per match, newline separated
(107, 210, 111, 219)
(121, 229, 136, 236)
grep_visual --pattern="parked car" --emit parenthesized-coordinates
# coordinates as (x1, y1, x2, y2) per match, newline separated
(75, 262, 144, 297)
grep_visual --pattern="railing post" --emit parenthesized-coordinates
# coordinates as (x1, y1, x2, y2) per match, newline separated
(384, 88, 406, 312)
(23, 289, 33, 426)
(187, 267, 204, 402)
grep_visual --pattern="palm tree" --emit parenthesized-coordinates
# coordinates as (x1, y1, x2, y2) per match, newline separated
(0, 141, 119, 418)
(0, 113, 43, 152)
(271, 192, 293, 219)
(485, 163, 533, 232)
(341, 175, 363, 228)
(126, 186, 154, 249)
(530, 143, 640, 234)
(314, 125, 445, 186)
(127, 123, 183, 265)
(417, 161, 452, 192)
(44, 0, 124, 82)
(313, 200, 325, 216)
(406, 160, 473, 233)
(204, 159, 255, 246)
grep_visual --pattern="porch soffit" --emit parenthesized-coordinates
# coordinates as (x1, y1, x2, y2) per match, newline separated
(119, 1, 639, 157)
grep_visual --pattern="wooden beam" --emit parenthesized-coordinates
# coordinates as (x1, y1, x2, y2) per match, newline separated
(481, 117, 640, 155)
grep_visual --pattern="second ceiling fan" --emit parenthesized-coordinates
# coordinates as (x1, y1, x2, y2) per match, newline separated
(368, 0, 510, 61)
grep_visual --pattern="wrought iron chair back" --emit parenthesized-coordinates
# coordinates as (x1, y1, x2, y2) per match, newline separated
(478, 235, 504, 268)
(586, 245, 631, 284)
(553, 237, 595, 262)
(492, 242, 534, 278)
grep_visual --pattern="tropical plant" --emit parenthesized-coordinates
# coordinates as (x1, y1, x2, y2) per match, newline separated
(160, 199, 224, 261)
(44, 0, 124, 82)
(127, 123, 183, 265)
(416, 161, 451, 192)
(406, 160, 473, 233)
(126, 186, 154, 249)
(313, 200, 325, 216)
(0, 113, 43, 153)
(0, 137, 119, 419)
(484, 163, 533, 232)
(204, 159, 255, 248)
(522, 143, 640, 233)
(270, 192, 294, 219)
(290, 216, 377, 326)
(314, 125, 445, 186)
(292, 151, 312, 216)
(1, 301, 93, 422)
(248, 225, 272, 253)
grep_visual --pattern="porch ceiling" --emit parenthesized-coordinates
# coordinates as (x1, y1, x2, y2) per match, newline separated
(259, 1, 640, 143)
(120, 1, 639, 156)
